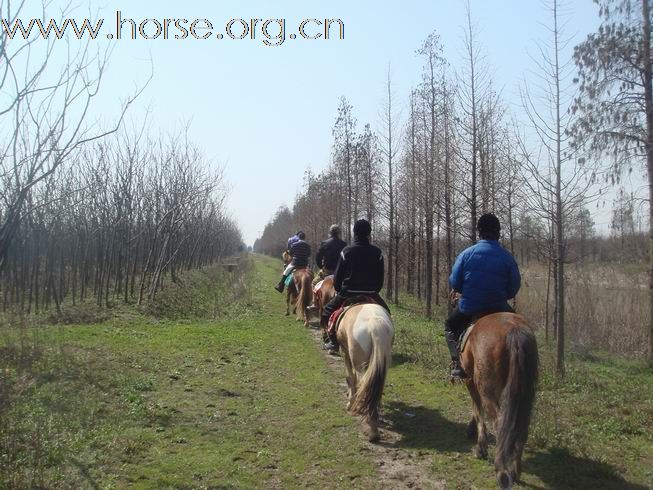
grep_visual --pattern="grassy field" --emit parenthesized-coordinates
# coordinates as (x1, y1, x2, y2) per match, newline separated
(1, 254, 652, 489)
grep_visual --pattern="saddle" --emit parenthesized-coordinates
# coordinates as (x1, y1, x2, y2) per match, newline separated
(458, 310, 517, 353)
(327, 295, 379, 336)
(285, 266, 311, 287)
(312, 275, 334, 296)
(459, 324, 476, 354)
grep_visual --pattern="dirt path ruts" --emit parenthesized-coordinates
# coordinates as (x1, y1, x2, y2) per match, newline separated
(306, 324, 445, 490)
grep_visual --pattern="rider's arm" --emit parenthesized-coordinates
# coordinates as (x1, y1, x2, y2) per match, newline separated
(315, 242, 325, 268)
(333, 252, 346, 292)
(375, 252, 385, 292)
(449, 251, 466, 293)
(506, 256, 521, 299)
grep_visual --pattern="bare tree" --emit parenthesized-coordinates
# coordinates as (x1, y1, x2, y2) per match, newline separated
(571, 0, 653, 366)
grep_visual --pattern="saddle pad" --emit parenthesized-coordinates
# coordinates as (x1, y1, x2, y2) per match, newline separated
(459, 323, 476, 353)
(284, 272, 294, 287)
(327, 304, 353, 336)
(327, 296, 379, 336)
(313, 280, 324, 295)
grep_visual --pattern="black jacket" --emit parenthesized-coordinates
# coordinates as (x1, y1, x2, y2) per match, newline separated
(334, 237, 384, 294)
(315, 236, 347, 271)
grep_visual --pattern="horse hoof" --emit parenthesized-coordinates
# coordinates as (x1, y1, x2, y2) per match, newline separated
(497, 470, 513, 490)
(285, 312, 290, 316)
(368, 431, 380, 443)
(473, 445, 488, 459)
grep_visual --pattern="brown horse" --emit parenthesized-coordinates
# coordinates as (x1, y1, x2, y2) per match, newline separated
(305, 275, 336, 329)
(291, 267, 313, 325)
(461, 312, 538, 489)
(281, 251, 299, 317)
(336, 304, 394, 442)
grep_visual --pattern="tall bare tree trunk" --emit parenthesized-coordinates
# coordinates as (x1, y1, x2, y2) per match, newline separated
(643, 0, 653, 367)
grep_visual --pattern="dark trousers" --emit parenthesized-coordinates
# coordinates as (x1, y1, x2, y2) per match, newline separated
(444, 304, 514, 359)
(321, 292, 390, 335)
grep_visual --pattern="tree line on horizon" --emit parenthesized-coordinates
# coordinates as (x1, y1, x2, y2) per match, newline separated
(255, 0, 653, 371)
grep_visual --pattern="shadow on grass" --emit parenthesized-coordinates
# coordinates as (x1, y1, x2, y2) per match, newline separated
(383, 400, 471, 453)
(391, 352, 417, 366)
(524, 447, 649, 490)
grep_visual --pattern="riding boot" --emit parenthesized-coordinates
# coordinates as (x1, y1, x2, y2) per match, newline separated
(323, 331, 339, 353)
(445, 330, 467, 379)
(274, 277, 285, 293)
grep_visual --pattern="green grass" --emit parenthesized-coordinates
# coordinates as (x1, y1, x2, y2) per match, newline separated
(0, 256, 376, 488)
(1, 254, 652, 489)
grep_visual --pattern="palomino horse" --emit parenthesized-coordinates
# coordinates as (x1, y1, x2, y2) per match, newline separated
(336, 304, 394, 442)
(461, 312, 538, 489)
(281, 251, 298, 317)
(291, 267, 313, 325)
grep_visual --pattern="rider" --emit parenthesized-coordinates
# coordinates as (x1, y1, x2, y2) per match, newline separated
(275, 231, 311, 293)
(445, 213, 521, 380)
(322, 219, 390, 353)
(315, 224, 347, 278)
(287, 230, 302, 251)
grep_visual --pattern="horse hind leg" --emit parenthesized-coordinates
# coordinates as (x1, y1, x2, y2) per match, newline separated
(466, 381, 488, 459)
(342, 350, 356, 412)
(507, 430, 527, 484)
(467, 415, 478, 440)
(366, 413, 380, 443)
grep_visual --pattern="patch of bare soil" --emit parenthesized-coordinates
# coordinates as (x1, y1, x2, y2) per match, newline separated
(306, 324, 445, 490)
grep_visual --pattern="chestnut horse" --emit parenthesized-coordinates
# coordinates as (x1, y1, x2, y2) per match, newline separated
(461, 312, 538, 489)
(336, 304, 394, 442)
(291, 267, 313, 325)
(281, 251, 298, 317)
(305, 275, 336, 329)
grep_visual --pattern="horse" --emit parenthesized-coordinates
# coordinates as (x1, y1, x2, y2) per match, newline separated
(305, 275, 336, 330)
(281, 251, 299, 317)
(460, 312, 538, 489)
(336, 304, 394, 442)
(291, 267, 313, 325)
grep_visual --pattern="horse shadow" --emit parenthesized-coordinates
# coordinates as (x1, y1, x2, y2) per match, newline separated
(522, 447, 650, 490)
(389, 352, 415, 367)
(382, 400, 472, 453)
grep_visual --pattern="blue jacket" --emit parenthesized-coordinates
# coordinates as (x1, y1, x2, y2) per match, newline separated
(449, 240, 521, 314)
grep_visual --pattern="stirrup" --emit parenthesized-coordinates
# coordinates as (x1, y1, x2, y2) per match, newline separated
(449, 360, 468, 381)
(323, 341, 339, 354)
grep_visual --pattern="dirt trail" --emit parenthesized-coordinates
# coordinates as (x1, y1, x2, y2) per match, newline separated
(306, 325, 445, 490)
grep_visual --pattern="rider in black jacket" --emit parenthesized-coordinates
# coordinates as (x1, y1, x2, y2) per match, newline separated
(322, 219, 390, 353)
(315, 225, 347, 275)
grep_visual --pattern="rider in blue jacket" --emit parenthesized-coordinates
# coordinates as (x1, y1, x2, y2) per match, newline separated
(445, 213, 521, 380)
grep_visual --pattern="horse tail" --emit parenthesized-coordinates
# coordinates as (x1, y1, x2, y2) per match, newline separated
(297, 271, 312, 320)
(350, 313, 393, 421)
(495, 326, 538, 477)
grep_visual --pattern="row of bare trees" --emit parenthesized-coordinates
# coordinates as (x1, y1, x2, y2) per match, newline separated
(1, 129, 242, 313)
(257, 0, 653, 370)
(0, 1, 242, 313)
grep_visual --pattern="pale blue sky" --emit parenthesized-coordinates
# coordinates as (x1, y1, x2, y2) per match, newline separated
(16, 0, 612, 244)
